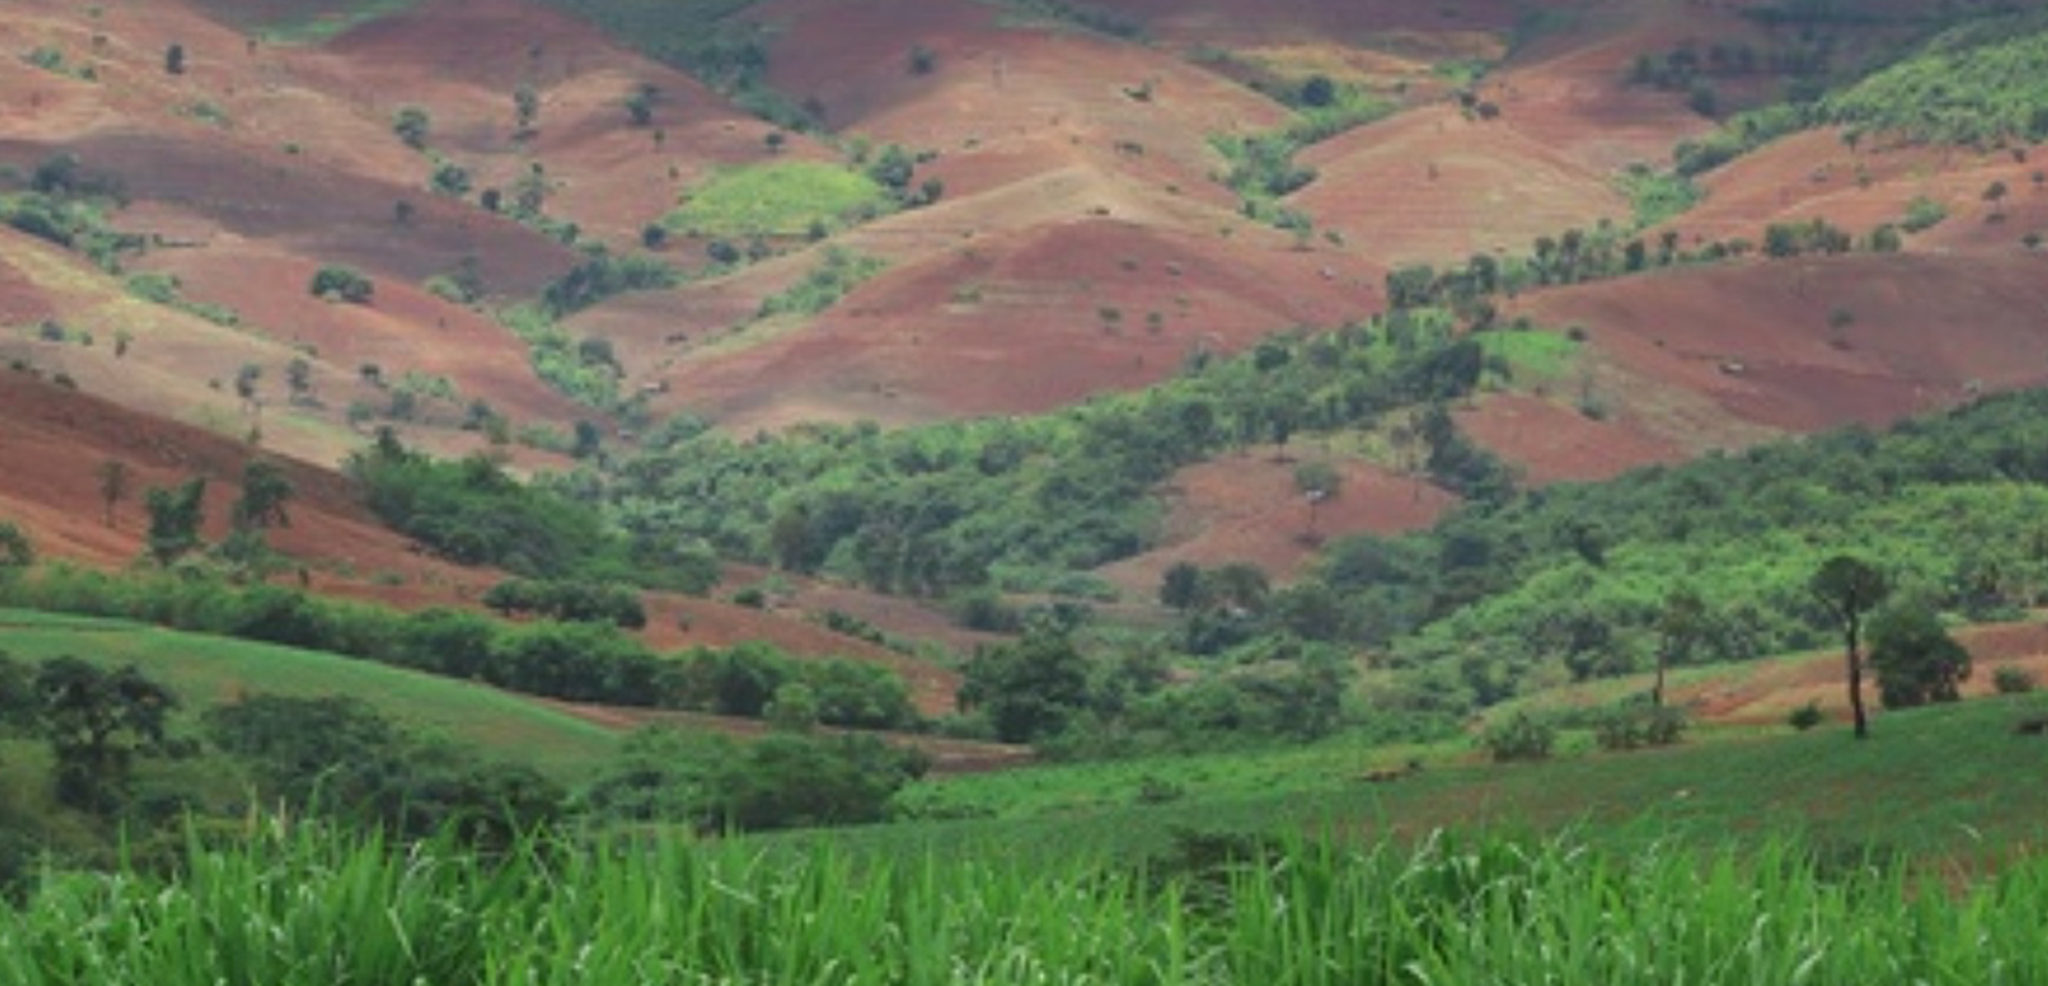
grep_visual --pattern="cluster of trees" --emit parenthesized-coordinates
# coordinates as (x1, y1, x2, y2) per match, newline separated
(581, 724, 928, 831)
(1281, 388, 2048, 710)
(1, 154, 144, 273)
(1671, 8, 2048, 176)
(603, 308, 1503, 599)
(0, 654, 184, 817)
(0, 565, 916, 730)
(954, 630, 1359, 755)
(482, 578, 646, 628)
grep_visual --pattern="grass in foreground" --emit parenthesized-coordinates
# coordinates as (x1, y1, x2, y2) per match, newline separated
(0, 609, 618, 782)
(2, 825, 2045, 984)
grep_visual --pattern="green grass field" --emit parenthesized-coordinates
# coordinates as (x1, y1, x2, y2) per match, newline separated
(0, 609, 618, 781)
(665, 161, 890, 238)
(1477, 327, 1580, 385)
(879, 688, 2048, 864)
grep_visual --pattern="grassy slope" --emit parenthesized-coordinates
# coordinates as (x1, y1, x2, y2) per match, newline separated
(874, 688, 2048, 863)
(0, 609, 618, 781)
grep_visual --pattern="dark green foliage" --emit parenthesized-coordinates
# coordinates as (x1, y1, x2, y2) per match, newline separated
(0, 522, 31, 578)
(164, 43, 184, 75)
(538, 252, 677, 318)
(205, 694, 562, 848)
(1993, 666, 2037, 694)
(1482, 712, 1555, 762)
(1789, 700, 1824, 730)
(28, 658, 180, 814)
(1594, 702, 1689, 751)
(144, 478, 206, 566)
(345, 433, 611, 577)
(481, 578, 646, 629)
(608, 311, 1499, 598)
(1811, 554, 1889, 737)
(232, 460, 292, 532)
(309, 265, 374, 304)
(1, 565, 914, 728)
(958, 631, 1091, 744)
(1308, 390, 2048, 709)
(391, 106, 430, 150)
(583, 726, 925, 832)
(1868, 601, 1970, 708)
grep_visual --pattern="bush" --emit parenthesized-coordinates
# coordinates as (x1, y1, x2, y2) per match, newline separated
(310, 266, 374, 304)
(1481, 711, 1555, 762)
(1594, 703, 1688, 751)
(1993, 665, 2037, 694)
(1789, 701, 1824, 731)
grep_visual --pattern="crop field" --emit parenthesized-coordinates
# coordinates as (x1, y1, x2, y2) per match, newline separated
(2, 824, 2045, 984)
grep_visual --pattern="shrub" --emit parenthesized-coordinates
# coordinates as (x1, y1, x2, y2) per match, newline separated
(1481, 711, 1555, 762)
(310, 266, 374, 304)
(1789, 701, 1824, 731)
(1594, 703, 1688, 751)
(1993, 665, 2037, 694)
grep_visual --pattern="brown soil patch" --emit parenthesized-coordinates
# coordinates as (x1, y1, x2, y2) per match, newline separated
(1097, 449, 1456, 595)
(1516, 253, 2048, 436)
(623, 216, 1375, 428)
(1456, 390, 1687, 485)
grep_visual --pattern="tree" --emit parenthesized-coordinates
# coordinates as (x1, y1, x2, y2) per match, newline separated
(164, 43, 185, 76)
(1869, 601, 1970, 708)
(957, 631, 1091, 744)
(143, 478, 208, 566)
(310, 266, 374, 304)
(1159, 561, 1207, 612)
(391, 106, 430, 150)
(285, 357, 313, 404)
(30, 658, 180, 814)
(625, 83, 658, 126)
(1653, 588, 1707, 707)
(233, 459, 293, 531)
(1293, 461, 1341, 538)
(513, 84, 539, 136)
(1298, 74, 1336, 108)
(234, 363, 261, 408)
(0, 521, 31, 579)
(95, 459, 129, 529)
(1809, 555, 1890, 739)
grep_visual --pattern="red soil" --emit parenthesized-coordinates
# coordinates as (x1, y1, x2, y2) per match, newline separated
(1515, 252, 2048, 437)
(1679, 621, 2048, 726)
(1097, 449, 1458, 596)
(1455, 390, 1687, 485)
(623, 216, 1376, 428)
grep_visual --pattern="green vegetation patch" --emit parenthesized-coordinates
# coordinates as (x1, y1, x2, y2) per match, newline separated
(666, 162, 890, 238)
(189, 0, 427, 43)
(1616, 164, 1703, 229)
(1477, 328, 1580, 383)
(0, 609, 618, 780)
(1822, 10, 2048, 146)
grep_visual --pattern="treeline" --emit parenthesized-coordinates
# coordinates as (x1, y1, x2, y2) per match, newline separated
(0, 566, 918, 730)
(603, 308, 1506, 598)
(344, 430, 718, 594)
(1672, 8, 2048, 174)
(1286, 388, 2048, 708)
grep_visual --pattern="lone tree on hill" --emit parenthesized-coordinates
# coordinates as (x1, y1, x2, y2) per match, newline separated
(144, 477, 207, 566)
(1809, 554, 1890, 739)
(1653, 588, 1707, 708)
(164, 43, 185, 76)
(96, 459, 129, 529)
(232, 459, 293, 532)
